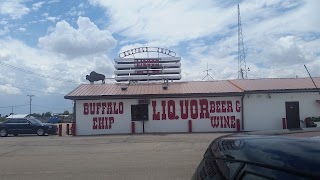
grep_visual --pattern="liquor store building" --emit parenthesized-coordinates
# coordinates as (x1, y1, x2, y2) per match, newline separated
(65, 77, 320, 136)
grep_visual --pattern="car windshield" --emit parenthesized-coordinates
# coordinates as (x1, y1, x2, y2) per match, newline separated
(28, 119, 42, 124)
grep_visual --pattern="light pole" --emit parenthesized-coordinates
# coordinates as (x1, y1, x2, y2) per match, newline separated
(27, 95, 34, 115)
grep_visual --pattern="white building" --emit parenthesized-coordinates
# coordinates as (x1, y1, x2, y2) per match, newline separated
(65, 77, 320, 136)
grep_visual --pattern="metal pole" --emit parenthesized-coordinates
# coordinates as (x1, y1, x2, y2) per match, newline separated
(27, 95, 34, 115)
(304, 65, 319, 90)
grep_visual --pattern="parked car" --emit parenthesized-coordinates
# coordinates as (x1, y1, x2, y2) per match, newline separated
(0, 118, 58, 137)
(192, 134, 320, 180)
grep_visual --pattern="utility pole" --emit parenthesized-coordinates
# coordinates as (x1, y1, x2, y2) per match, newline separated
(27, 95, 34, 115)
(238, 4, 247, 79)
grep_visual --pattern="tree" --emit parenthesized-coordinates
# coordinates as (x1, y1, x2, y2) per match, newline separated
(30, 113, 41, 118)
(63, 110, 70, 115)
(44, 112, 52, 117)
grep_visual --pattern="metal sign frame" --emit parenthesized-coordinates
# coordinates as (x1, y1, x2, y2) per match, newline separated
(119, 47, 176, 58)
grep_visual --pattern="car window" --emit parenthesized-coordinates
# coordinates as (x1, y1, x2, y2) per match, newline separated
(20, 119, 28, 123)
(6, 119, 18, 123)
(28, 119, 42, 124)
(15, 119, 23, 123)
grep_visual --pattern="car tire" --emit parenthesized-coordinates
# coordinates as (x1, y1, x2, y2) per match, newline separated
(13, 133, 19, 136)
(37, 128, 45, 136)
(0, 128, 8, 137)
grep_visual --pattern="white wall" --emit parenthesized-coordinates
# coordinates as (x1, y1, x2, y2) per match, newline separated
(145, 97, 242, 133)
(75, 96, 242, 135)
(75, 99, 137, 135)
(243, 92, 320, 131)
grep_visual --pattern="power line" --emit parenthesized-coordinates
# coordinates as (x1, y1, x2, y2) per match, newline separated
(33, 104, 73, 110)
(0, 104, 29, 109)
(12, 84, 68, 95)
(0, 83, 73, 95)
(0, 61, 78, 83)
(222, 72, 238, 80)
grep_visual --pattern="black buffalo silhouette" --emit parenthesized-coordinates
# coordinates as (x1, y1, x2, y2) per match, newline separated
(86, 71, 105, 84)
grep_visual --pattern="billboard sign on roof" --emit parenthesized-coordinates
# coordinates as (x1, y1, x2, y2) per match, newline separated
(114, 47, 181, 82)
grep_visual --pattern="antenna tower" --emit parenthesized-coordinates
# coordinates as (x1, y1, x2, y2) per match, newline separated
(238, 4, 247, 79)
(201, 63, 214, 81)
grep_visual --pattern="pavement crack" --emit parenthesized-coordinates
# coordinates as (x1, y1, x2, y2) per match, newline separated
(0, 146, 27, 157)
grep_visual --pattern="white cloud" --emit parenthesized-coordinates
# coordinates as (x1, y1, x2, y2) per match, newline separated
(46, 16, 58, 23)
(0, 84, 21, 95)
(32, 1, 45, 11)
(0, 0, 30, 19)
(89, 0, 320, 80)
(38, 16, 117, 58)
(47, 0, 60, 4)
(68, 7, 85, 16)
(41, 13, 59, 23)
(0, 20, 8, 25)
(90, 0, 235, 46)
(18, 27, 26, 32)
(0, 36, 115, 95)
(0, 26, 10, 36)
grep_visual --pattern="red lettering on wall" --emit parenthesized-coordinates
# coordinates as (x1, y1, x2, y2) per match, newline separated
(227, 101, 233, 112)
(152, 101, 160, 120)
(92, 117, 115, 130)
(220, 116, 224, 128)
(96, 103, 101, 114)
(168, 100, 176, 120)
(211, 116, 219, 128)
(221, 101, 226, 113)
(211, 116, 236, 129)
(180, 100, 189, 120)
(83, 103, 89, 115)
(223, 116, 230, 128)
(190, 100, 198, 119)
(161, 100, 166, 120)
(89, 103, 95, 115)
(84, 102, 123, 119)
(199, 99, 209, 119)
(109, 117, 114, 129)
(107, 102, 112, 114)
(113, 102, 118, 114)
(231, 116, 236, 128)
(93, 117, 98, 129)
(98, 117, 104, 129)
(216, 101, 221, 113)
(101, 102, 106, 114)
(236, 100, 241, 112)
(119, 102, 124, 114)
(210, 101, 215, 113)
(105, 117, 109, 129)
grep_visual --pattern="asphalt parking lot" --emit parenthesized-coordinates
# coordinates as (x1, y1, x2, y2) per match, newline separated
(0, 132, 228, 180)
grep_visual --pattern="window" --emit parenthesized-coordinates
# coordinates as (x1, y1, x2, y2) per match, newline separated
(131, 104, 149, 121)
(7, 119, 19, 123)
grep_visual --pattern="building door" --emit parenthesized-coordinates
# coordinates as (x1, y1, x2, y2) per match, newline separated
(131, 104, 149, 133)
(285, 102, 300, 129)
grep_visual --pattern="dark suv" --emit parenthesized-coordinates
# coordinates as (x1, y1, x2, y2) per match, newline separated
(0, 118, 58, 137)
(192, 134, 320, 180)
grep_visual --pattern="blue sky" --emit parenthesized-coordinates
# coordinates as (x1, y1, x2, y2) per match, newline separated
(0, 0, 319, 116)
